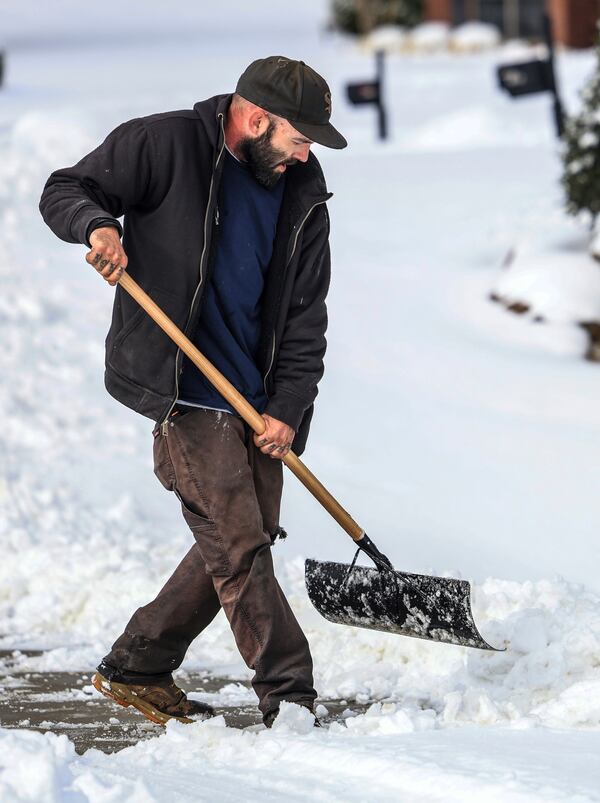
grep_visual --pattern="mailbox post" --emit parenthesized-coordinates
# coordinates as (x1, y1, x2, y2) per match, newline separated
(346, 50, 388, 141)
(497, 13, 565, 138)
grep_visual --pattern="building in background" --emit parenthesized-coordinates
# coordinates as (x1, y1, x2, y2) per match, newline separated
(425, 0, 600, 47)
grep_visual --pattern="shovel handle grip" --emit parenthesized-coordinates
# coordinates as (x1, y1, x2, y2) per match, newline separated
(118, 273, 365, 542)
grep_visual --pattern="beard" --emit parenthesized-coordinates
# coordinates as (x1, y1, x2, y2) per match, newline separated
(238, 122, 297, 189)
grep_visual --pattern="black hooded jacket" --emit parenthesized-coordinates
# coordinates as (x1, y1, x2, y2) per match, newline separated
(39, 94, 333, 455)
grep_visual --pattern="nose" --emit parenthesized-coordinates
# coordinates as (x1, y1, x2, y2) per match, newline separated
(294, 144, 311, 163)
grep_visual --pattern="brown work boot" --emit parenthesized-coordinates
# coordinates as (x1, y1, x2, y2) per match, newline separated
(92, 672, 214, 726)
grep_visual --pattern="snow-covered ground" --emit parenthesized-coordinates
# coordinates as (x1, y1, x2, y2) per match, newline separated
(1, 1, 600, 800)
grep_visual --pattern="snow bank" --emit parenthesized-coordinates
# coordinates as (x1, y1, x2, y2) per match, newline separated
(5, 553, 600, 733)
(489, 215, 600, 360)
(3, 707, 600, 802)
(0, 728, 155, 802)
(295, 565, 600, 730)
(399, 105, 548, 152)
(492, 251, 600, 324)
(406, 22, 450, 54)
(0, 729, 79, 802)
(363, 21, 500, 57)
(450, 23, 501, 53)
(497, 40, 549, 64)
(362, 25, 407, 54)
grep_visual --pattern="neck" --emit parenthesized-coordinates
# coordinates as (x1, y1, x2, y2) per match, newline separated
(224, 109, 246, 161)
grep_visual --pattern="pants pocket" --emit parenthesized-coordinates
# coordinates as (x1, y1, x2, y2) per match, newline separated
(153, 433, 175, 491)
(174, 490, 231, 576)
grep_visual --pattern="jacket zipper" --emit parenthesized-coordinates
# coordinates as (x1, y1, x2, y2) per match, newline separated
(161, 113, 226, 436)
(263, 198, 329, 397)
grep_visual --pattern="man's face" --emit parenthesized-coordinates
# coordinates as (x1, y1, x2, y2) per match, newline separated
(239, 116, 313, 190)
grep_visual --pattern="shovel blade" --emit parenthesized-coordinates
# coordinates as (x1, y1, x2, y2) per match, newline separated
(305, 559, 499, 650)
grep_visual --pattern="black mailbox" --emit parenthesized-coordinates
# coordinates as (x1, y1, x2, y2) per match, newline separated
(497, 60, 553, 97)
(347, 80, 380, 106)
(345, 51, 388, 140)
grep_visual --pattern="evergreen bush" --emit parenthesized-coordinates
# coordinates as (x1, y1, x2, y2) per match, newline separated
(562, 31, 600, 220)
(331, 0, 423, 35)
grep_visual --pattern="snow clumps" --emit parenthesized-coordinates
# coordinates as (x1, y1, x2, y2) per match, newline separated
(362, 22, 500, 55)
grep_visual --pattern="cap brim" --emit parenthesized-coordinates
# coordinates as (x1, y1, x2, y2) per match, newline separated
(291, 120, 348, 150)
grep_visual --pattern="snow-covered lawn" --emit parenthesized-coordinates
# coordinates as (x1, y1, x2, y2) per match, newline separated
(1, 1, 600, 800)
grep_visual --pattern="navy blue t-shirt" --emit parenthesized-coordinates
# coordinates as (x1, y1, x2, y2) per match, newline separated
(178, 149, 285, 413)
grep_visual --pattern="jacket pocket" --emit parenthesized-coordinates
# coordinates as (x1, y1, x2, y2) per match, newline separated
(107, 285, 182, 397)
(112, 306, 145, 351)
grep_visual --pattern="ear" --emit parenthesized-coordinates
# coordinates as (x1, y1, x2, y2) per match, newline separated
(247, 107, 270, 138)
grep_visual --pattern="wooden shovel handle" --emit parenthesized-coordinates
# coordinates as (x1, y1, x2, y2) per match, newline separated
(118, 272, 365, 543)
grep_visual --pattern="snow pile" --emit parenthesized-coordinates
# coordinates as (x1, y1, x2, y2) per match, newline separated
(489, 218, 600, 360)
(270, 700, 316, 734)
(406, 22, 450, 53)
(5, 552, 600, 734)
(492, 251, 600, 324)
(0, 728, 154, 803)
(362, 24, 407, 54)
(3, 704, 600, 802)
(363, 21, 500, 56)
(299, 569, 600, 730)
(399, 104, 548, 153)
(0, 729, 79, 802)
(450, 22, 501, 53)
(497, 40, 549, 64)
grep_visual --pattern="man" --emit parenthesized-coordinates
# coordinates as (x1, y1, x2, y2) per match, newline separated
(39, 56, 346, 728)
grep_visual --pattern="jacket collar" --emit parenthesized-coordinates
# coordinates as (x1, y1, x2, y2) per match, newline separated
(195, 94, 332, 212)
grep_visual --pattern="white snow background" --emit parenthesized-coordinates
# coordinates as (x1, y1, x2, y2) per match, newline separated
(1, 1, 600, 800)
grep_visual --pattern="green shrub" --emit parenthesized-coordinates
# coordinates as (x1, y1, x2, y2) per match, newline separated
(331, 0, 423, 35)
(562, 31, 600, 219)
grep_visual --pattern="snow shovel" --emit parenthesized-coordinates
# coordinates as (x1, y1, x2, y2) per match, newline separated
(117, 273, 498, 651)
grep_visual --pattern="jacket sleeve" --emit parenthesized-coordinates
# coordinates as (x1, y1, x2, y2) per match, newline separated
(264, 206, 331, 431)
(39, 118, 154, 246)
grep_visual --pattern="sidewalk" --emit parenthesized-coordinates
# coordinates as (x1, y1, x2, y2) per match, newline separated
(0, 651, 367, 754)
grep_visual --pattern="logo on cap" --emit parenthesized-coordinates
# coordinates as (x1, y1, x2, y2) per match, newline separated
(324, 91, 332, 116)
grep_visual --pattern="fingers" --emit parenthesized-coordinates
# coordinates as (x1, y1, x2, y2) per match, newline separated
(85, 232, 128, 286)
(273, 442, 292, 459)
(253, 435, 292, 460)
(263, 442, 292, 460)
(253, 415, 294, 459)
(104, 261, 125, 286)
(85, 252, 127, 285)
(254, 434, 274, 455)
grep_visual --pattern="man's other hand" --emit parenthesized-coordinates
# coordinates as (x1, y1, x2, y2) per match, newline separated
(86, 227, 128, 286)
(254, 414, 295, 459)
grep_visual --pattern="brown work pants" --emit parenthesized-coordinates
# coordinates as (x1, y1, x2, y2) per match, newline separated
(102, 407, 316, 718)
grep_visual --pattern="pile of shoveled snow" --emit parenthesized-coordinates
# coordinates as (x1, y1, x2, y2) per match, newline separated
(286, 563, 600, 731)
(4, 552, 600, 733)
(489, 215, 600, 359)
(2, 702, 600, 803)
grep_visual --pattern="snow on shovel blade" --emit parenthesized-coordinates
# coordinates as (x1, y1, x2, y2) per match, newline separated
(305, 559, 499, 650)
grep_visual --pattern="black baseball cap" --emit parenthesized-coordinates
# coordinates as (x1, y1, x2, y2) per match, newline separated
(235, 56, 347, 150)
